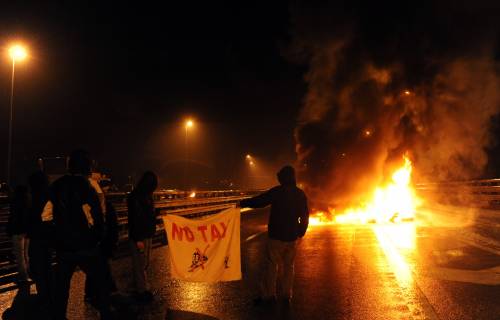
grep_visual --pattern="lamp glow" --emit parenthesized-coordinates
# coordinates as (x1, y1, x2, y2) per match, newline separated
(9, 45, 27, 61)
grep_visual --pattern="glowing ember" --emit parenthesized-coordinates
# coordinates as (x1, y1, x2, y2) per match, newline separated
(311, 155, 420, 225)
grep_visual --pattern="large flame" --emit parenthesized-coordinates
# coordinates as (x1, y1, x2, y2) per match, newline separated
(310, 155, 420, 225)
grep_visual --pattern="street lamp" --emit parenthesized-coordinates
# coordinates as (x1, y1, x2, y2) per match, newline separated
(6, 44, 28, 185)
(245, 154, 256, 189)
(184, 119, 194, 190)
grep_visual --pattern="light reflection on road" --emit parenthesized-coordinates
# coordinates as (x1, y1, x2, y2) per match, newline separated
(373, 223, 416, 288)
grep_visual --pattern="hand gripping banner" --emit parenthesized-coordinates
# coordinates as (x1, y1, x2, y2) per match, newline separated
(162, 207, 241, 282)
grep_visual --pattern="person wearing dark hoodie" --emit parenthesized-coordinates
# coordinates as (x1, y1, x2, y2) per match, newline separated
(26, 171, 54, 316)
(240, 165, 309, 305)
(127, 171, 158, 303)
(42, 149, 113, 319)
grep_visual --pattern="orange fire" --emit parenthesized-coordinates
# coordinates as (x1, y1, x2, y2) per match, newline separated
(310, 155, 420, 225)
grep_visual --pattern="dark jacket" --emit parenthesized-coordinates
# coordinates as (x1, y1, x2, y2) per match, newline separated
(27, 190, 52, 240)
(26, 171, 55, 244)
(50, 175, 104, 252)
(127, 191, 157, 241)
(241, 166, 309, 242)
(7, 186, 30, 236)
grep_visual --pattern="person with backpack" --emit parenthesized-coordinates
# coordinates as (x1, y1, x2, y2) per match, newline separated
(127, 171, 158, 303)
(42, 149, 113, 319)
(240, 165, 309, 306)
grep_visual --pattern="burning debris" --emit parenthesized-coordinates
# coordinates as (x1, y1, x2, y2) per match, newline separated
(290, 2, 500, 222)
(310, 155, 420, 225)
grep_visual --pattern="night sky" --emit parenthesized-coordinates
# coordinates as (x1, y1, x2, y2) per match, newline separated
(1, 1, 500, 190)
(0, 1, 304, 188)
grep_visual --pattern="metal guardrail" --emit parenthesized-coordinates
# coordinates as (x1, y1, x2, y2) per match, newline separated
(0, 178, 496, 290)
(0, 189, 261, 291)
(416, 179, 500, 207)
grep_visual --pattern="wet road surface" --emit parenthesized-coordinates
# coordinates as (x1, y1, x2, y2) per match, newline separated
(1, 205, 500, 319)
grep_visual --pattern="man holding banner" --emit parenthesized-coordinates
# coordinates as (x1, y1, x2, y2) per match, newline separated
(240, 165, 309, 306)
(162, 165, 308, 306)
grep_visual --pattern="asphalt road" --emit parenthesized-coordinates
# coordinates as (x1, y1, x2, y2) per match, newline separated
(1, 205, 500, 319)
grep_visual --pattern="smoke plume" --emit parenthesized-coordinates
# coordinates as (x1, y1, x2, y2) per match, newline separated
(291, 1, 500, 209)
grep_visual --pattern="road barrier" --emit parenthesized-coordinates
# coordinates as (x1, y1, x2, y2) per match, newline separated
(0, 189, 260, 291)
(416, 178, 500, 208)
(1, 179, 499, 290)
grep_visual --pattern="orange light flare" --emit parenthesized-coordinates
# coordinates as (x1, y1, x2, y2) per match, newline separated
(309, 210, 336, 226)
(309, 155, 421, 226)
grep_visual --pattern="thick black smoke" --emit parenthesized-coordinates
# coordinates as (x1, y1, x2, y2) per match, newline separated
(291, 1, 500, 209)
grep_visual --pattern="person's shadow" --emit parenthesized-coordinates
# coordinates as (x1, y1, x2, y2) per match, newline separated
(2, 283, 44, 320)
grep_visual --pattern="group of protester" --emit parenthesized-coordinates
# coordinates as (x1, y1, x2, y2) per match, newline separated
(6, 150, 159, 319)
(6, 149, 310, 319)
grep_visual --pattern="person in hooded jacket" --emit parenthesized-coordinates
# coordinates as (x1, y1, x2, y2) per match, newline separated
(240, 165, 309, 305)
(127, 171, 158, 303)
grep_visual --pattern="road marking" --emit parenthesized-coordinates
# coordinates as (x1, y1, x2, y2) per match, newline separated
(456, 229, 500, 256)
(424, 266, 500, 285)
(245, 231, 265, 242)
(419, 205, 500, 255)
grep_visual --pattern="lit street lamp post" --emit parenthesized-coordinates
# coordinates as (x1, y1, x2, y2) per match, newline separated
(6, 44, 27, 185)
(245, 154, 255, 190)
(184, 119, 194, 190)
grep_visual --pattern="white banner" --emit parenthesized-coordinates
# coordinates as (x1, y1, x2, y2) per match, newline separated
(162, 207, 241, 282)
